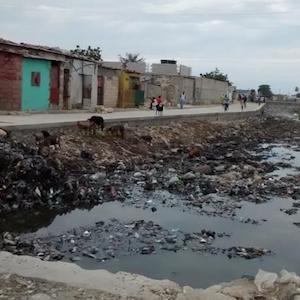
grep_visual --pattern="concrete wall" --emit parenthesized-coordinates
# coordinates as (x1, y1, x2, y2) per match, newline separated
(103, 76, 119, 107)
(0, 52, 22, 111)
(69, 59, 98, 109)
(144, 74, 229, 106)
(195, 77, 229, 105)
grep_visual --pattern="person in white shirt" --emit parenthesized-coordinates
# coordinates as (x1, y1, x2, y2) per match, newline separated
(180, 92, 186, 109)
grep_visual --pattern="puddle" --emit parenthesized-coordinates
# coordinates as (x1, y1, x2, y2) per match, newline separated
(15, 192, 300, 288)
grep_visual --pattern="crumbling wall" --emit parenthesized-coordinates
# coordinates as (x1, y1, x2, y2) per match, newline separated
(0, 52, 22, 111)
(144, 74, 194, 106)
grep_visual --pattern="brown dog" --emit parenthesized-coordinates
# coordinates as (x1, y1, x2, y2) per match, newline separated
(77, 121, 97, 135)
(107, 125, 125, 139)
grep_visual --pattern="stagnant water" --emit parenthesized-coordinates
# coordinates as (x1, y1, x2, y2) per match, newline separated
(7, 145, 300, 288)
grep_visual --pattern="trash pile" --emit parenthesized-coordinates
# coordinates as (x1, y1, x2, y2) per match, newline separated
(1, 220, 231, 262)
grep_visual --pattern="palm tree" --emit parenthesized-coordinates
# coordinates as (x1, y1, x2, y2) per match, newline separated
(119, 53, 144, 69)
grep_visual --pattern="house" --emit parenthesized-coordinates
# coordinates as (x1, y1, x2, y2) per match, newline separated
(0, 38, 99, 111)
(98, 65, 145, 108)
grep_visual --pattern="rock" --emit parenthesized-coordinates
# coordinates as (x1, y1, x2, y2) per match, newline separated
(82, 251, 97, 259)
(255, 269, 278, 293)
(28, 294, 53, 300)
(90, 172, 106, 180)
(215, 165, 226, 172)
(82, 231, 91, 238)
(181, 172, 196, 180)
(134, 172, 144, 178)
(140, 246, 155, 255)
(168, 176, 180, 186)
(193, 164, 212, 175)
(165, 235, 177, 244)
(0, 128, 9, 138)
(70, 256, 81, 262)
(222, 172, 242, 181)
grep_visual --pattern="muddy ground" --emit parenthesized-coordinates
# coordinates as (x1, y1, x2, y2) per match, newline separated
(0, 273, 141, 300)
(1, 117, 300, 279)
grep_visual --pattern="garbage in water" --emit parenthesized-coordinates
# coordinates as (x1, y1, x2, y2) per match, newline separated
(1, 117, 300, 288)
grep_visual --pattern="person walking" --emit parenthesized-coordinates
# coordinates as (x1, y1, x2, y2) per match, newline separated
(149, 97, 156, 110)
(239, 94, 244, 111)
(223, 94, 229, 111)
(180, 92, 186, 109)
(243, 94, 247, 109)
(156, 95, 164, 116)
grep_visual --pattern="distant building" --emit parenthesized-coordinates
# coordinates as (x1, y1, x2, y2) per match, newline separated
(151, 60, 192, 76)
(102, 61, 146, 73)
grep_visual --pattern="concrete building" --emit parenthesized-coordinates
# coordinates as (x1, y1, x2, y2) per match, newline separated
(102, 61, 146, 73)
(0, 38, 99, 111)
(151, 60, 192, 77)
(179, 65, 192, 77)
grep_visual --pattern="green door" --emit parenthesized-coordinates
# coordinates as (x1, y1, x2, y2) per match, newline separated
(22, 58, 51, 111)
(134, 90, 145, 106)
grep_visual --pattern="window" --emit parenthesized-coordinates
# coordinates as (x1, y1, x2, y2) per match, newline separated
(83, 75, 92, 99)
(31, 72, 41, 86)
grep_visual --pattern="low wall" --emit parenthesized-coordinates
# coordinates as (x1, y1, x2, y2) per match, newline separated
(266, 100, 300, 116)
(4, 106, 265, 139)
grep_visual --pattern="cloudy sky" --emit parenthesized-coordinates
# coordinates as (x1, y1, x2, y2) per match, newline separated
(1, 0, 300, 93)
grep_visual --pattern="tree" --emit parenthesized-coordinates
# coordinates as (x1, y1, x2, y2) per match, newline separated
(70, 45, 102, 61)
(201, 68, 232, 85)
(258, 85, 273, 98)
(295, 87, 299, 93)
(119, 53, 144, 69)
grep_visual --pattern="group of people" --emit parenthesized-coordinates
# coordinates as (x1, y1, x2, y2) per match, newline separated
(150, 95, 164, 115)
(149, 92, 187, 115)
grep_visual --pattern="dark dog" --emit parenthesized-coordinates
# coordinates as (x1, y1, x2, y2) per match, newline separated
(140, 135, 152, 143)
(88, 116, 104, 131)
(34, 131, 60, 148)
(41, 130, 51, 138)
(107, 125, 125, 139)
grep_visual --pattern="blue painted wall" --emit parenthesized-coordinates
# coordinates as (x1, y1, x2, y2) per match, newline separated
(22, 58, 50, 111)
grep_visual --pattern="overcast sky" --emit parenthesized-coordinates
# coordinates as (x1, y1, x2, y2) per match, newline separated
(1, 0, 300, 93)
